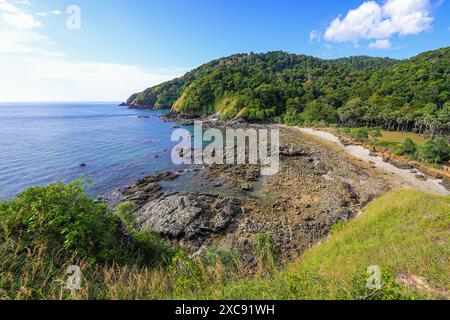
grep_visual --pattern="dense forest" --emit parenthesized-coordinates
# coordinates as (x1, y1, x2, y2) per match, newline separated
(127, 47, 450, 136)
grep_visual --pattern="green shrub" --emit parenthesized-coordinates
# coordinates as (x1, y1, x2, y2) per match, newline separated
(0, 180, 172, 267)
(418, 137, 450, 163)
(200, 246, 239, 271)
(396, 138, 417, 156)
(254, 233, 280, 269)
(349, 127, 369, 140)
(132, 230, 174, 267)
(115, 201, 137, 231)
(0, 180, 124, 264)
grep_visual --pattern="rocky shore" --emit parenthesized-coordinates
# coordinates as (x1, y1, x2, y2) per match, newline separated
(108, 121, 393, 266)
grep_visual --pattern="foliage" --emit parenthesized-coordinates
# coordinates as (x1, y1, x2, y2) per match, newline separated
(418, 137, 450, 163)
(1, 189, 448, 300)
(348, 127, 369, 140)
(114, 201, 137, 231)
(0, 181, 172, 267)
(399, 138, 418, 156)
(254, 233, 280, 270)
(128, 47, 450, 135)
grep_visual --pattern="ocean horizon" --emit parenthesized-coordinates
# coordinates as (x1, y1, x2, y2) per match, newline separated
(0, 102, 182, 200)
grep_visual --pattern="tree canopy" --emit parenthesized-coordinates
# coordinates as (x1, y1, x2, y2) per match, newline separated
(127, 47, 450, 136)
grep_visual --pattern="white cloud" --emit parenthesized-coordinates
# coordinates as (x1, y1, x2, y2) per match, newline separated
(0, 0, 19, 13)
(368, 39, 392, 49)
(35, 9, 63, 17)
(0, 0, 188, 102)
(2, 11, 41, 28)
(0, 29, 50, 53)
(325, 0, 433, 42)
(0, 56, 188, 101)
(309, 30, 321, 43)
(0, 0, 42, 29)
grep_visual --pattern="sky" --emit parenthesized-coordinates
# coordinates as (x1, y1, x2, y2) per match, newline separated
(0, 0, 449, 102)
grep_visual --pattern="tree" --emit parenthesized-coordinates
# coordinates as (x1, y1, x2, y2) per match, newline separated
(401, 138, 417, 155)
(419, 138, 450, 163)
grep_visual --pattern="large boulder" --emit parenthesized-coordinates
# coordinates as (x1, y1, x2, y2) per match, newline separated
(134, 193, 243, 241)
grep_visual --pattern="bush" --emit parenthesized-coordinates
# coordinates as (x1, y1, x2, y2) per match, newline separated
(395, 138, 417, 156)
(254, 233, 279, 269)
(0, 180, 124, 264)
(349, 128, 369, 141)
(114, 201, 137, 231)
(418, 137, 450, 163)
(0, 180, 172, 267)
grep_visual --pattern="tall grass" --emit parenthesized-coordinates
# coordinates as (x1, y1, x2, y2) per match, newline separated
(1, 188, 448, 300)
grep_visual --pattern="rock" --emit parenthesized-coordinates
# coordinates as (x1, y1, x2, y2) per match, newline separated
(232, 118, 247, 125)
(415, 174, 428, 181)
(80, 163, 86, 167)
(382, 157, 389, 163)
(440, 177, 450, 191)
(388, 159, 412, 170)
(181, 120, 195, 126)
(336, 208, 352, 223)
(211, 198, 242, 232)
(240, 182, 253, 191)
(134, 193, 242, 242)
(121, 171, 180, 208)
(280, 145, 308, 157)
(410, 169, 418, 174)
(137, 116, 150, 119)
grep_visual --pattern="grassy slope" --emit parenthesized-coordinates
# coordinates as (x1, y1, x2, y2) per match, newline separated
(2, 189, 448, 300)
(212, 189, 450, 300)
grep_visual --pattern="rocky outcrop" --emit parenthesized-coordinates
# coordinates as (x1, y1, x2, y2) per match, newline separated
(415, 174, 428, 181)
(388, 158, 413, 170)
(280, 145, 308, 157)
(114, 125, 391, 263)
(134, 193, 244, 247)
(121, 171, 179, 207)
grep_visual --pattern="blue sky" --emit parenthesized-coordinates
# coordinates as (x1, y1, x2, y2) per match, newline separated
(0, 0, 449, 101)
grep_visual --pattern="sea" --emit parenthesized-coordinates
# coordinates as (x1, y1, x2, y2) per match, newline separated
(0, 102, 186, 200)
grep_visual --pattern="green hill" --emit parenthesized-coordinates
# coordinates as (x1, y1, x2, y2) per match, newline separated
(126, 47, 449, 136)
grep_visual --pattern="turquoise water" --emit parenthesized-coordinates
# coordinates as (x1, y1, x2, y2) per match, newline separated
(0, 102, 182, 200)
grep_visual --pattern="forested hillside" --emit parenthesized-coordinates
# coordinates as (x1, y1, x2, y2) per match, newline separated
(126, 47, 449, 136)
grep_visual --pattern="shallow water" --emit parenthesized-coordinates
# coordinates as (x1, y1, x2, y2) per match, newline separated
(0, 102, 184, 200)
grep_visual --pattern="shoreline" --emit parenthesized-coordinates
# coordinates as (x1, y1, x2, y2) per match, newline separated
(115, 121, 395, 263)
(293, 127, 450, 196)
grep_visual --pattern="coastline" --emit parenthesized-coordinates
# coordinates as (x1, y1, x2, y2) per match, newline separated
(293, 127, 450, 196)
(111, 119, 396, 264)
(96, 111, 449, 266)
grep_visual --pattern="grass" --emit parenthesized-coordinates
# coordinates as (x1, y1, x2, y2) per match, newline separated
(1, 189, 449, 300)
(207, 189, 450, 300)
(380, 130, 429, 145)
